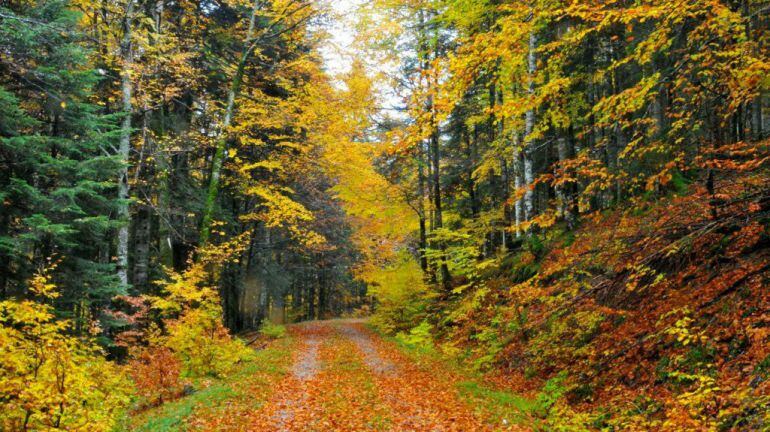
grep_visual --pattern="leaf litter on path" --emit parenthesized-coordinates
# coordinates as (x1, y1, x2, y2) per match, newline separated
(192, 320, 528, 431)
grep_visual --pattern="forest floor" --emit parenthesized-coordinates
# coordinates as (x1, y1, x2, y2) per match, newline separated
(124, 319, 532, 431)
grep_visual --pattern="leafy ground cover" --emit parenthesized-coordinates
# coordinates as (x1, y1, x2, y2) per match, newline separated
(119, 336, 295, 432)
(123, 320, 536, 431)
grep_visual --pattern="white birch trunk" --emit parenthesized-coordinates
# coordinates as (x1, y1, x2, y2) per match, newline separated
(117, 0, 135, 286)
(523, 30, 537, 222)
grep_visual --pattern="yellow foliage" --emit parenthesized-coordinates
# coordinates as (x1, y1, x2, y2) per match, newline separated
(145, 238, 254, 377)
(164, 308, 254, 377)
(0, 268, 132, 431)
(367, 251, 430, 334)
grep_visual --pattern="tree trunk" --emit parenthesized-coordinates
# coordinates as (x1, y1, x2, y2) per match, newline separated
(317, 266, 326, 319)
(307, 271, 316, 320)
(116, 0, 135, 286)
(417, 143, 428, 272)
(132, 206, 151, 289)
(555, 133, 578, 227)
(514, 141, 524, 237)
(430, 124, 451, 288)
(199, 0, 261, 245)
(523, 30, 537, 223)
(466, 130, 479, 218)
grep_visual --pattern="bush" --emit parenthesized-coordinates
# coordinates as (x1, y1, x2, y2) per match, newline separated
(165, 309, 254, 377)
(395, 320, 434, 351)
(146, 245, 255, 378)
(0, 270, 132, 431)
(368, 252, 430, 334)
(259, 321, 287, 339)
(128, 345, 184, 407)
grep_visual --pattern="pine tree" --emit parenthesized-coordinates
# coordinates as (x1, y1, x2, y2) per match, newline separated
(0, 0, 124, 331)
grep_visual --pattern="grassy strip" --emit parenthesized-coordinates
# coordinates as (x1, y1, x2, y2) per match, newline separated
(456, 380, 540, 428)
(316, 330, 391, 430)
(367, 323, 541, 429)
(117, 336, 294, 432)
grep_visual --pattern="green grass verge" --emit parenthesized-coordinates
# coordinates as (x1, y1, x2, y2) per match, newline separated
(116, 337, 293, 432)
(366, 322, 540, 429)
(456, 380, 540, 428)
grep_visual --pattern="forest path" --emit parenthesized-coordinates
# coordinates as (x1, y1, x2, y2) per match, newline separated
(233, 319, 519, 431)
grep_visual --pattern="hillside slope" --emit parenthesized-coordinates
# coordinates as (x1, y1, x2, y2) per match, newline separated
(417, 165, 770, 430)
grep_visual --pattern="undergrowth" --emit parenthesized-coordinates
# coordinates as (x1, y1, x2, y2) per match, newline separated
(119, 336, 293, 431)
(373, 170, 770, 430)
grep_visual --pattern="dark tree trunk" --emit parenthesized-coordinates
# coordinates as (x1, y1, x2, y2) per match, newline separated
(131, 206, 151, 290)
(417, 142, 429, 273)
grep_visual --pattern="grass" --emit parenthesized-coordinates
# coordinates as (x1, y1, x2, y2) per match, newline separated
(368, 322, 541, 429)
(116, 336, 294, 432)
(456, 380, 541, 427)
(126, 384, 237, 432)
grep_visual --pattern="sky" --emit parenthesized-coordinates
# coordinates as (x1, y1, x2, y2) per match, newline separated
(319, 0, 361, 77)
(318, 0, 406, 115)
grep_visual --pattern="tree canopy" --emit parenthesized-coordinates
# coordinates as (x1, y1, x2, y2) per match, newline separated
(1, 0, 769, 429)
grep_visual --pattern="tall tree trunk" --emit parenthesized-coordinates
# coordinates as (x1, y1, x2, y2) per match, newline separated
(523, 30, 537, 223)
(745, 0, 763, 141)
(317, 266, 326, 319)
(132, 207, 151, 289)
(424, 139, 437, 282)
(430, 119, 451, 288)
(466, 130, 479, 218)
(131, 103, 152, 290)
(258, 225, 271, 323)
(425, 14, 451, 288)
(415, 8, 435, 277)
(199, 0, 261, 245)
(417, 142, 428, 273)
(555, 132, 578, 227)
(116, 0, 135, 286)
(514, 141, 524, 238)
(308, 270, 316, 320)
(0, 213, 8, 298)
(753, 97, 763, 140)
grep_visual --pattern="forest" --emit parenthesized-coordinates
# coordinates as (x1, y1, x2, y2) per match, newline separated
(1, 0, 769, 430)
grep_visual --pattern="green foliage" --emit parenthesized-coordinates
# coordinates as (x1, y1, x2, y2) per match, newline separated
(470, 324, 505, 370)
(259, 321, 287, 339)
(535, 371, 569, 416)
(394, 320, 434, 352)
(524, 234, 546, 257)
(528, 310, 605, 368)
(755, 354, 770, 378)
(0, 0, 123, 332)
(456, 381, 539, 426)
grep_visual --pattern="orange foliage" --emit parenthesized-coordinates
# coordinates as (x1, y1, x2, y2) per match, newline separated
(129, 345, 185, 407)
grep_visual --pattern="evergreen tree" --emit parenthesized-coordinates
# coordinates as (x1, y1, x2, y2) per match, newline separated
(0, 0, 124, 331)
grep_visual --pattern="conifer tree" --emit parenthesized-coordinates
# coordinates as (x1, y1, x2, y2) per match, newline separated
(0, 0, 124, 330)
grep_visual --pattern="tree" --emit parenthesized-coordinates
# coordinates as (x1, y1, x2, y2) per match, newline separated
(0, 266, 131, 431)
(0, 0, 124, 329)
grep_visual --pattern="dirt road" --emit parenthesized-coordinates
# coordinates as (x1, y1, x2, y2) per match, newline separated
(231, 320, 514, 431)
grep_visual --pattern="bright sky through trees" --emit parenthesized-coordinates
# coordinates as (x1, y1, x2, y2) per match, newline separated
(320, 0, 360, 76)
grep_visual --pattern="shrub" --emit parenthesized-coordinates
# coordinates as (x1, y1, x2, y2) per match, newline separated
(165, 308, 254, 377)
(146, 242, 255, 378)
(368, 252, 430, 334)
(395, 320, 434, 351)
(0, 269, 132, 431)
(128, 344, 184, 407)
(259, 321, 287, 339)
